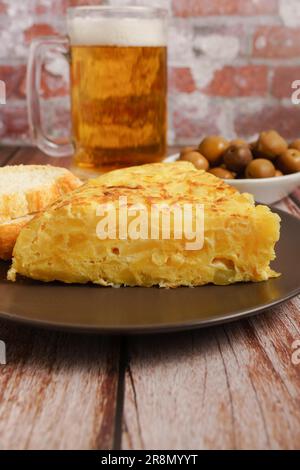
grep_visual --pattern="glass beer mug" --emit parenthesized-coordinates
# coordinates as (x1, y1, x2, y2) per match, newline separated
(27, 6, 168, 170)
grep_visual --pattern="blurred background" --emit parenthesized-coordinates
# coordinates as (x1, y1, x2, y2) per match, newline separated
(0, 0, 300, 146)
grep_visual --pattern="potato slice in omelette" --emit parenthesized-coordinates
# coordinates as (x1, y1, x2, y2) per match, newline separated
(8, 162, 280, 287)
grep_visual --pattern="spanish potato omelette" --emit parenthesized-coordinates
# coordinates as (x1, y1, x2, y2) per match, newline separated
(8, 162, 281, 287)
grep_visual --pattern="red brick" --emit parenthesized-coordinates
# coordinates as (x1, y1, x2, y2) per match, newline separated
(41, 69, 69, 99)
(0, 65, 26, 99)
(253, 27, 300, 59)
(24, 24, 59, 43)
(53, 106, 71, 132)
(18, 68, 69, 100)
(34, 0, 66, 15)
(32, 0, 106, 15)
(0, 103, 29, 140)
(173, 0, 277, 17)
(173, 107, 220, 140)
(204, 66, 268, 97)
(169, 68, 196, 94)
(234, 105, 300, 140)
(34, 0, 105, 15)
(68, 0, 105, 6)
(0, 1, 6, 14)
(271, 67, 300, 99)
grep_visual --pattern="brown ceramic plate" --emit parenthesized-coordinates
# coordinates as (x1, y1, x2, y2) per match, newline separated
(0, 208, 299, 334)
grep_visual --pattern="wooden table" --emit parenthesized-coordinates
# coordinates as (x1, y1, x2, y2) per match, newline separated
(0, 146, 300, 450)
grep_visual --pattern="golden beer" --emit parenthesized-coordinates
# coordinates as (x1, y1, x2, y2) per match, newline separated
(70, 44, 167, 170)
(27, 7, 168, 165)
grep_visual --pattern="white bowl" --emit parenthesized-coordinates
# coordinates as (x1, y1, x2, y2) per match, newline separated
(166, 154, 300, 205)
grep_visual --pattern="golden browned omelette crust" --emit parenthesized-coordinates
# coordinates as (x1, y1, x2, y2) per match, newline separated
(8, 162, 281, 287)
(0, 215, 34, 260)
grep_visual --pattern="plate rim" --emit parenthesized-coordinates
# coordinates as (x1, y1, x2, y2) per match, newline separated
(0, 283, 299, 335)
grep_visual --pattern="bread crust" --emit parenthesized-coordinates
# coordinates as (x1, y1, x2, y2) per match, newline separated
(0, 165, 82, 259)
(0, 165, 82, 223)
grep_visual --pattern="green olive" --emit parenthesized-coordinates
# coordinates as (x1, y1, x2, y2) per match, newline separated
(230, 139, 248, 147)
(198, 136, 230, 166)
(289, 140, 300, 152)
(181, 151, 210, 171)
(180, 146, 197, 159)
(209, 167, 235, 179)
(246, 159, 276, 178)
(277, 149, 300, 174)
(256, 130, 288, 160)
(223, 145, 253, 173)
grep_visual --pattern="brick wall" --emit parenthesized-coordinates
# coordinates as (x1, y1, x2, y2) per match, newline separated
(1, 0, 300, 146)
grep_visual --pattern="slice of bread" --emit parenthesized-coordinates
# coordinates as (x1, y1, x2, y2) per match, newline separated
(0, 165, 82, 224)
(0, 165, 82, 259)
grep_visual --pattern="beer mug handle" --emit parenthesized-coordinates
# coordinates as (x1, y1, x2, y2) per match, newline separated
(27, 37, 74, 157)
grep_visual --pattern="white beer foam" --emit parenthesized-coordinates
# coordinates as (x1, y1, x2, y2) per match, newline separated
(67, 17, 167, 47)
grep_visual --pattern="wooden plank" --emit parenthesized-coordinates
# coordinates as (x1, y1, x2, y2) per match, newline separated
(0, 146, 121, 450)
(8, 147, 181, 182)
(122, 303, 300, 450)
(122, 197, 300, 450)
(0, 321, 120, 450)
(9, 147, 181, 163)
(8, 147, 73, 169)
(0, 146, 18, 166)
